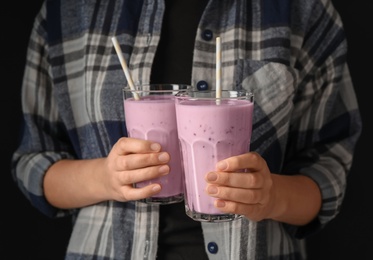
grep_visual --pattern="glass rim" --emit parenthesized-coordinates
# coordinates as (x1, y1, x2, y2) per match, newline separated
(123, 83, 192, 92)
(176, 89, 254, 101)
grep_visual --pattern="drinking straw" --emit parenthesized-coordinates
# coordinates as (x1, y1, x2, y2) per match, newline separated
(111, 36, 140, 100)
(215, 36, 222, 103)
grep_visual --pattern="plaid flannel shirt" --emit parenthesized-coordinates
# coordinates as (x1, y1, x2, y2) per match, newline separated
(12, 0, 362, 259)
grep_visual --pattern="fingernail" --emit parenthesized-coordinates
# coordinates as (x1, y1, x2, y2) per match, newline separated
(216, 200, 225, 208)
(152, 185, 161, 192)
(206, 172, 217, 181)
(216, 161, 228, 170)
(207, 186, 218, 195)
(158, 152, 169, 162)
(158, 165, 169, 175)
(151, 143, 161, 151)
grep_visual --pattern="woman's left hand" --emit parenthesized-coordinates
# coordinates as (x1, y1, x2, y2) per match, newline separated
(205, 152, 276, 222)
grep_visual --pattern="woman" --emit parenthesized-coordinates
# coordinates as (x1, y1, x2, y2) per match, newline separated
(12, 0, 362, 259)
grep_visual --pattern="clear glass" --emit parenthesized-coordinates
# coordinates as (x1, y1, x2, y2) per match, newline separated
(175, 89, 254, 222)
(123, 84, 190, 204)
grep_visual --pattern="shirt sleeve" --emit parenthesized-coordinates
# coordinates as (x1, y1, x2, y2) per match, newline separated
(11, 3, 76, 218)
(282, 1, 362, 238)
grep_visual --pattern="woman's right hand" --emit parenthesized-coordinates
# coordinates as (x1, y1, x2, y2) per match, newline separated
(44, 137, 170, 209)
(103, 137, 170, 202)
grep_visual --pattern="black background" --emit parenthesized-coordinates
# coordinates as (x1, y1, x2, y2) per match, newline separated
(2, 1, 372, 259)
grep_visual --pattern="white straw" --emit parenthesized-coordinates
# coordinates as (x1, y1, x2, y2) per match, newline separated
(215, 37, 222, 104)
(111, 36, 140, 100)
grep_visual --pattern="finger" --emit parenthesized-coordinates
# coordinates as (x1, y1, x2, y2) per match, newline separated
(212, 199, 264, 222)
(216, 152, 264, 172)
(119, 165, 170, 185)
(117, 151, 170, 170)
(120, 183, 163, 201)
(205, 171, 264, 189)
(206, 185, 263, 204)
(113, 137, 162, 155)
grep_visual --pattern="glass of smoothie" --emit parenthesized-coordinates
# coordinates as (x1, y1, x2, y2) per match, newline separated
(175, 89, 254, 222)
(123, 84, 190, 204)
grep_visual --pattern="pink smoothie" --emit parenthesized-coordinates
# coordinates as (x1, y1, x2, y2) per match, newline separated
(176, 98, 254, 215)
(124, 95, 183, 201)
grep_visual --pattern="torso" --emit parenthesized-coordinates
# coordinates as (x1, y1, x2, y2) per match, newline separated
(150, 0, 209, 258)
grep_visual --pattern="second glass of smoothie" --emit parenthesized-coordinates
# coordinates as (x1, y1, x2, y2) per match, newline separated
(175, 89, 254, 222)
(123, 84, 190, 204)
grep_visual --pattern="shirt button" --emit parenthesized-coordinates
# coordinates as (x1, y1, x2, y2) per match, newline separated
(196, 80, 209, 91)
(207, 242, 218, 254)
(201, 29, 213, 41)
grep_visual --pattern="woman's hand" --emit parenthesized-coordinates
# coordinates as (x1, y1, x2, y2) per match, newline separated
(103, 137, 170, 202)
(44, 137, 171, 209)
(205, 152, 322, 225)
(205, 152, 276, 222)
